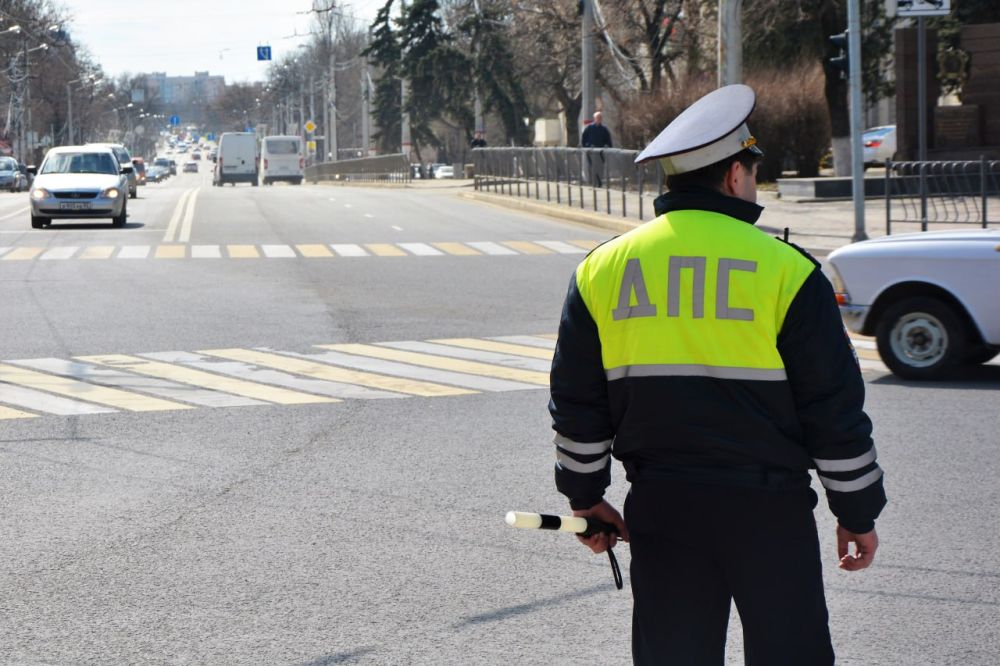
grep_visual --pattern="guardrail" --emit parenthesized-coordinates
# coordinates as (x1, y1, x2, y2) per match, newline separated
(305, 153, 411, 184)
(885, 158, 999, 234)
(473, 147, 663, 221)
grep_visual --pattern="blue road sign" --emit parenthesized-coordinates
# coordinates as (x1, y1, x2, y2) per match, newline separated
(169, 115, 180, 126)
(257, 46, 272, 61)
(207, 133, 215, 141)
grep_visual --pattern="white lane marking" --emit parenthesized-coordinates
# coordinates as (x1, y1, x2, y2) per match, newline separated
(379, 341, 551, 373)
(344, 204, 353, 209)
(852, 338, 877, 350)
(391, 225, 403, 231)
(0, 247, 10, 257)
(330, 244, 369, 257)
(398, 242, 443, 256)
(536, 240, 587, 254)
(0, 206, 28, 221)
(40, 246, 79, 260)
(8, 358, 265, 408)
(142, 351, 402, 400)
(364, 214, 374, 218)
(262, 244, 296, 258)
(328, 198, 337, 202)
(280, 349, 536, 392)
(467, 241, 517, 256)
(177, 188, 200, 243)
(0, 383, 114, 416)
(163, 188, 193, 242)
(191, 245, 222, 258)
(491, 335, 557, 350)
(117, 245, 150, 259)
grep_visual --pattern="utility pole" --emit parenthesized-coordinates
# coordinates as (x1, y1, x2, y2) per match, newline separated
(472, 0, 484, 135)
(717, 0, 743, 86)
(329, 40, 337, 161)
(400, 0, 411, 160)
(361, 64, 371, 156)
(847, 0, 867, 241)
(580, 0, 595, 132)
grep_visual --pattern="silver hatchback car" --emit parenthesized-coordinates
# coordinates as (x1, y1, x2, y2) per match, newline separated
(28, 146, 131, 229)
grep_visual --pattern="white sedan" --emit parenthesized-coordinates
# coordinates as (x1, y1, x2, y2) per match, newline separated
(28, 146, 131, 229)
(828, 230, 1000, 379)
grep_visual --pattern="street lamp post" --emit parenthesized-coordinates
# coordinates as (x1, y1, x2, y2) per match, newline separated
(67, 75, 100, 145)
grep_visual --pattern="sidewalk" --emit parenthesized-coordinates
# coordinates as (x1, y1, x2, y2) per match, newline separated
(459, 183, 900, 255)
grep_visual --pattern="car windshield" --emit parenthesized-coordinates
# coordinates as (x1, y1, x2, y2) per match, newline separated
(0, 158, 16, 172)
(41, 152, 119, 175)
(154, 158, 169, 166)
(265, 139, 298, 155)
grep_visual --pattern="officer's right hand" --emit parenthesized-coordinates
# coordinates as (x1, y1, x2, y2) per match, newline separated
(837, 525, 879, 571)
(573, 500, 629, 554)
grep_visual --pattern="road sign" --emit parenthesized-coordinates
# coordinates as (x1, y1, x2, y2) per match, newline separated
(306, 140, 317, 152)
(893, 0, 950, 18)
(257, 46, 272, 61)
(304, 120, 316, 133)
(169, 115, 180, 126)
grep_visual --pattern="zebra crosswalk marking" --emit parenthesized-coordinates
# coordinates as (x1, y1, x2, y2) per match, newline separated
(0, 381, 115, 415)
(2, 247, 43, 261)
(155, 245, 186, 259)
(501, 241, 552, 255)
(365, 243, 407, 257)
(227, 245, 259, 258)
(0, 247, 11, 258)
(191, 245, 222, 258)
(0, 362, 191, 412)
(76, 354, 336, 405)
(382, 340, 551, 372)
(10, 358, 265, 408)
(40, 246, 79, 260)
(398, 242, 443, 256)
(433, 242, 481, 256)
(429, 338, 555, 361)
(317, 343, 550, 385)
(262, 245, 296, 258)
(297, 244, 334, 258)
(330, 244, 368, 257)
(569, 240, 601, 251)
(80, 246, 115, 259)
(199, 348, 474, 397)
(118, 245, 150, 259)
(0, 405, 37, 420)
(144, 351, 403, 400)
(492, 334, 557, 349)
(536, 240, 587, 254)
(466, 241, 517, 256)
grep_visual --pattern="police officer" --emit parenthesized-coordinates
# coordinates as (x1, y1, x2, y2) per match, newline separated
(548, 84, 886, 664)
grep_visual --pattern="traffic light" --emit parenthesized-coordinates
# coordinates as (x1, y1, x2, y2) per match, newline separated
(829, 31, 849, 79)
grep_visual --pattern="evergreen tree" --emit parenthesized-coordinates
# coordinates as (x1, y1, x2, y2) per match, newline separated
(362, 1, 403, 154)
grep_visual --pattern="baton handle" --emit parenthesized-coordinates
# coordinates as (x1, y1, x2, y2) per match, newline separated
(505, 511, 618, 537)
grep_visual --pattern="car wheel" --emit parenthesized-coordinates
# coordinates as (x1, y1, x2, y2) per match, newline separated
(112, 202, 127, 227)
(252, 179, 258, 187)
(295, 178, 303, 185)
(31, 215, 49, 229)
(130, 188, 137, 199)
(875, 297, 967, 380)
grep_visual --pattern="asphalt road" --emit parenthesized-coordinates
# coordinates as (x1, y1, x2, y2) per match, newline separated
(1, 172, 998, 664)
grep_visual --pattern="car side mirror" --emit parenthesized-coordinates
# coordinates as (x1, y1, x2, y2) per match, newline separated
(121, 165, 133, 174)
(27, 165, 37, 175)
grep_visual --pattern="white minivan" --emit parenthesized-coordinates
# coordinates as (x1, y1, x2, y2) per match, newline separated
(213, 132, 258, 186)
(260, 135, 304, 185)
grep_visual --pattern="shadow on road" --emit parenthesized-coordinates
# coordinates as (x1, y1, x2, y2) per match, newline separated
(871, 364, 1000, 390)
(298, 647, 376, 665)
(39, 221, 146, 231)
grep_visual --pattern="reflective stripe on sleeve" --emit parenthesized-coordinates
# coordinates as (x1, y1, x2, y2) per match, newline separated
(818, 467, 883, 493)
(554, 433, 613, 456)
(606, 364, 786, 382)
(556, 451, 611, 474)
(814, 447, 877, 473)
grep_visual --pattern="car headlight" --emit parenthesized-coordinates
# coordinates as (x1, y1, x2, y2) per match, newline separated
(103, 187, 121, 199)
(30, 188, 49, 200)
(828, 264, 850, 305)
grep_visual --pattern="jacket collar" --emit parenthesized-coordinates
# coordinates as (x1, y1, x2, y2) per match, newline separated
(653, 186, 763, 225)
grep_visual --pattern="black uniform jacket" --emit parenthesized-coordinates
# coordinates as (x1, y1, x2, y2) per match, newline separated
(549, 187, 887, 534)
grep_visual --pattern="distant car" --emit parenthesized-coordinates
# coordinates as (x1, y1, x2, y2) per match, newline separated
(0, 156, 26, 191)
(862, 125, 896, 167)
(153, 157, 175, 176)
(87, 143, 138, 198)
(182, 161, 198, 173)
(828, 229, 1000, 379)
(145, 165, 167, 182)
(434, 165, 455, 179)
(191, 151, 201, 160)
(132, 158, 147, 185)
(28, 146, 130, 228)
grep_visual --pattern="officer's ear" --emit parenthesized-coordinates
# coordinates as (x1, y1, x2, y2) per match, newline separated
(721, 160, 744, 198)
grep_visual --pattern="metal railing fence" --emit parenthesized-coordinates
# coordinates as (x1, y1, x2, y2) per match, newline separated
(473, 147, 664, 221)
(305, 153, 411, 184)
(885, 158, 999, 234)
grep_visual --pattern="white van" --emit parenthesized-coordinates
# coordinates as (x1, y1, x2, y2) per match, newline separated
(260, 135, 304, 185)
(213, 132, 258, 186)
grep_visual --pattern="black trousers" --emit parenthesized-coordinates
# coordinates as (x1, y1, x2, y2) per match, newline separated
(626, 478, 835, 665)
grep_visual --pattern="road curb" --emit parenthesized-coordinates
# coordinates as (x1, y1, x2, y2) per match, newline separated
(457, 190, 641, 235)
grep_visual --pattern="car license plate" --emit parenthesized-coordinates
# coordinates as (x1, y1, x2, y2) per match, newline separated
(59, 202, 91, 211)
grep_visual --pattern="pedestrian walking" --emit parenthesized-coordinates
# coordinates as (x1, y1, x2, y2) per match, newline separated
(581, 111, 612, 186)
(470, 130, 487, 148)
(548, 84, 886, 665)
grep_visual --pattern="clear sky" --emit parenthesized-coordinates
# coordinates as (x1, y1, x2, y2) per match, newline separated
(55, 0, 387, 84)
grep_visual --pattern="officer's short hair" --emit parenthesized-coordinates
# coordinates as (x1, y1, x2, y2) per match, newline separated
(665, 148, 761, 192)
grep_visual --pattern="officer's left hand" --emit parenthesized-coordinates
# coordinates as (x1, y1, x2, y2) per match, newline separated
(573, 500, 629, 554)
(837, 525, 879, 571)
